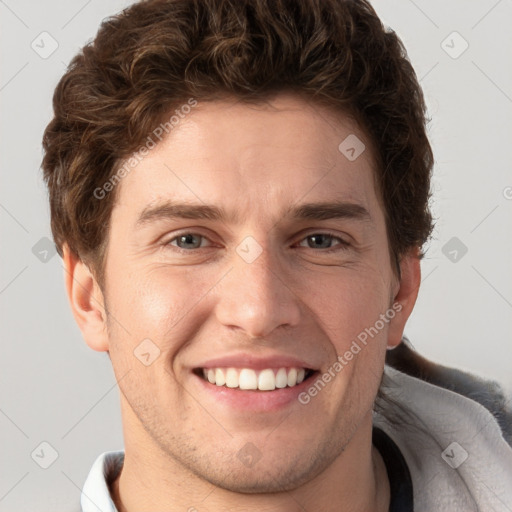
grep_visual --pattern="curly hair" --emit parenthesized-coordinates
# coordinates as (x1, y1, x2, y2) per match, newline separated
(41, 0, 434, 288)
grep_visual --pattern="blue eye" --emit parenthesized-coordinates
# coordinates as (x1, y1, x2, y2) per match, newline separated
(298, 233, 348, 250)
(163, 232, 349, 253)
(168, 233, 207, 250)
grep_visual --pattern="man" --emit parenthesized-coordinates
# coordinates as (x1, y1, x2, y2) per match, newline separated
(41, 0, 512, 510)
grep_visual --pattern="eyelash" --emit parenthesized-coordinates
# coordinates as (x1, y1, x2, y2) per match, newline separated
(162, 231, 350, 253)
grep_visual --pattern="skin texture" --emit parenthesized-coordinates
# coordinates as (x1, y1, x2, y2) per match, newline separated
(64, 93, 421, 512)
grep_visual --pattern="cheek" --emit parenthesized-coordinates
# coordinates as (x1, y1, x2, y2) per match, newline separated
(109, 265, 216, 348)
(303, 268, 391, 345)
(321, 279, 391, 402)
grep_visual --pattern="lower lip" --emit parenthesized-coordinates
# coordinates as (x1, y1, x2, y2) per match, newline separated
(192, 371, 318, 412)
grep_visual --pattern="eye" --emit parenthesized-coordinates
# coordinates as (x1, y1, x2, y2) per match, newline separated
(162, 231, 349, 253)
(166, 233, 211, 250)
(297, 233, 348, 251)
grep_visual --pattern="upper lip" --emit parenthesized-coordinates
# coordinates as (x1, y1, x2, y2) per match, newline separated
(194, 353, 319, 371)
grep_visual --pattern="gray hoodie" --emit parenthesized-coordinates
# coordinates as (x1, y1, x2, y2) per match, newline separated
(376, 337, 512, 510)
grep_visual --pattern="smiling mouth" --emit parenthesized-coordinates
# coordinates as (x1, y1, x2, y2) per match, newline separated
(193, 367, 317, 391)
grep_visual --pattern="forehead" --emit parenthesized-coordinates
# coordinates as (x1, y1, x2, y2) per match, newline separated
(112, 94, 380, 225)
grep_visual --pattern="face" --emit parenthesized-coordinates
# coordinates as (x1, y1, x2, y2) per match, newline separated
(69, 93, 418, 494)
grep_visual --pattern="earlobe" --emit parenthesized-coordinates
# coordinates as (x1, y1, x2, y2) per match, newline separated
(387, 247, 421, 350)
(62, 244, 109, 352)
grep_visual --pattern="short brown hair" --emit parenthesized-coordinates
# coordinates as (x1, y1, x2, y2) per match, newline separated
(41, 0, 434, 287)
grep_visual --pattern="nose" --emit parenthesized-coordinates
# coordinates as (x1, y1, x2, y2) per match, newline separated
(214, 242, 301, 339)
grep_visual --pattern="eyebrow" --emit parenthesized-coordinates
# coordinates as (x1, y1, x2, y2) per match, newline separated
(135, 200, 372, 228)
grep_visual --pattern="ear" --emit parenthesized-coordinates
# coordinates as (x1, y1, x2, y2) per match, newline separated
(387, 247, 421, 349)
(62, 244, 109, 352)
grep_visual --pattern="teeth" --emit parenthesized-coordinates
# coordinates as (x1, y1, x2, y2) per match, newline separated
(287, 368, 297, 387)
(215, 368, 225, 386)
(225, 368, 238, 388)
(200, 367, 310, 390)
(258, 369, 275, 391)
(275, 368, 288, 388)
(239, 369, 258, 390)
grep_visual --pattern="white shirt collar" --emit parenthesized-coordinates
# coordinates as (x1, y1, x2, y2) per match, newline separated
(81, 450, 124, 512)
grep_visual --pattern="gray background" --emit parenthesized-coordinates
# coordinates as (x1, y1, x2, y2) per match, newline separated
(1, 1, 511, 510)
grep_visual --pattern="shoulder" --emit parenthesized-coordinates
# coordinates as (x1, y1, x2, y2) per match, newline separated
(385, 336, 512, 445)
(374, 339, 512, 511)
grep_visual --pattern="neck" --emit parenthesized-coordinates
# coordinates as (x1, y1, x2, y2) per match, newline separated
(111, 410, 389, 512)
